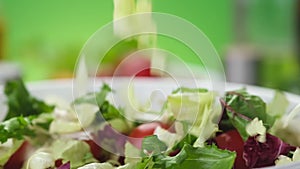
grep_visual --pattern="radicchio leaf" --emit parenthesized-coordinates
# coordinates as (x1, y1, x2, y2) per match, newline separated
(93, 125, 127, 156)
(243, 133, 296, 168)
(57, 161, 70, 169)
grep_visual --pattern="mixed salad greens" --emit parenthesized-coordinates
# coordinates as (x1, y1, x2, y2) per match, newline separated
(1, 79, 300, 169)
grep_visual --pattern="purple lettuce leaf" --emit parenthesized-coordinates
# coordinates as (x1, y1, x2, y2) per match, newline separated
(57, 161, 70, 169)
(243, 133, 296, 168)
(93, 124, 127, 156)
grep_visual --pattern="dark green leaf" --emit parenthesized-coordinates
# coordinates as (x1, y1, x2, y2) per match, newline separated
(172, 134, 197, 151)
(4, 79, 54, 120)
(162, 144, 236, 169)
(222, 89, 271, 140)
(99, 101, 124, 121)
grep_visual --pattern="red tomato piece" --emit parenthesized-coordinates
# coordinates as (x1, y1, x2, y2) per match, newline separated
(129, 122, 169, 149)
(215, 130, 249, 169)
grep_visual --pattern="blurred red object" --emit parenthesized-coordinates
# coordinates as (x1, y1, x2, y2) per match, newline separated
(98, 54, 157, 77)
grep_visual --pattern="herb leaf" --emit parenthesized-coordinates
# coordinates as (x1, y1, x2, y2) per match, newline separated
(4, 79, 54, 120)
(0, 116, 35, 143)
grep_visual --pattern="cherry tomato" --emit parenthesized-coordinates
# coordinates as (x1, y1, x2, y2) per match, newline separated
(215, 130, 249, 169)
(4, 141, 32, 169)
(129, 122, 169, 149)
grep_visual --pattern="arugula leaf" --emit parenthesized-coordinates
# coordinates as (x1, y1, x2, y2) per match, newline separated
(142, 135, 168, 157)
(0, 116, 35, 143)
(136, 144, 236, 169)
(4, 79, 54, 120)
(222, 89, 272, 140)
(162, 144, 236, 169)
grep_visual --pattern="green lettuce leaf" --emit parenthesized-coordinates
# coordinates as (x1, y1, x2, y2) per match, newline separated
(142, 135, 167, 157)
(266, 91, 289, 125)
(50, 139, 97, 168)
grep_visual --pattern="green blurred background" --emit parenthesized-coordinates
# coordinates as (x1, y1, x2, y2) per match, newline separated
(0, 0, 299, 93)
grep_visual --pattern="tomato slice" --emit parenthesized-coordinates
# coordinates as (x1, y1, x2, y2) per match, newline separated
(215, 130, 249, 169)
(129, 122, 169, 149)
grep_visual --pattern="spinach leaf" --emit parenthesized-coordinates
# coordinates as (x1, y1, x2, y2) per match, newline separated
(222, 89, 272, 140)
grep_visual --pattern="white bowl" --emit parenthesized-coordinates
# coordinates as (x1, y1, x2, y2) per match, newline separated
(0, 77, 300, 169)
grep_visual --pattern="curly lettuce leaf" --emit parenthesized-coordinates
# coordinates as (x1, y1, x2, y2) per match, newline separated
(165, 89, 215, 127)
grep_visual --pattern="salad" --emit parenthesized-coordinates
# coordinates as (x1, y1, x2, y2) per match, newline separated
(0, 79, 300, 169)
